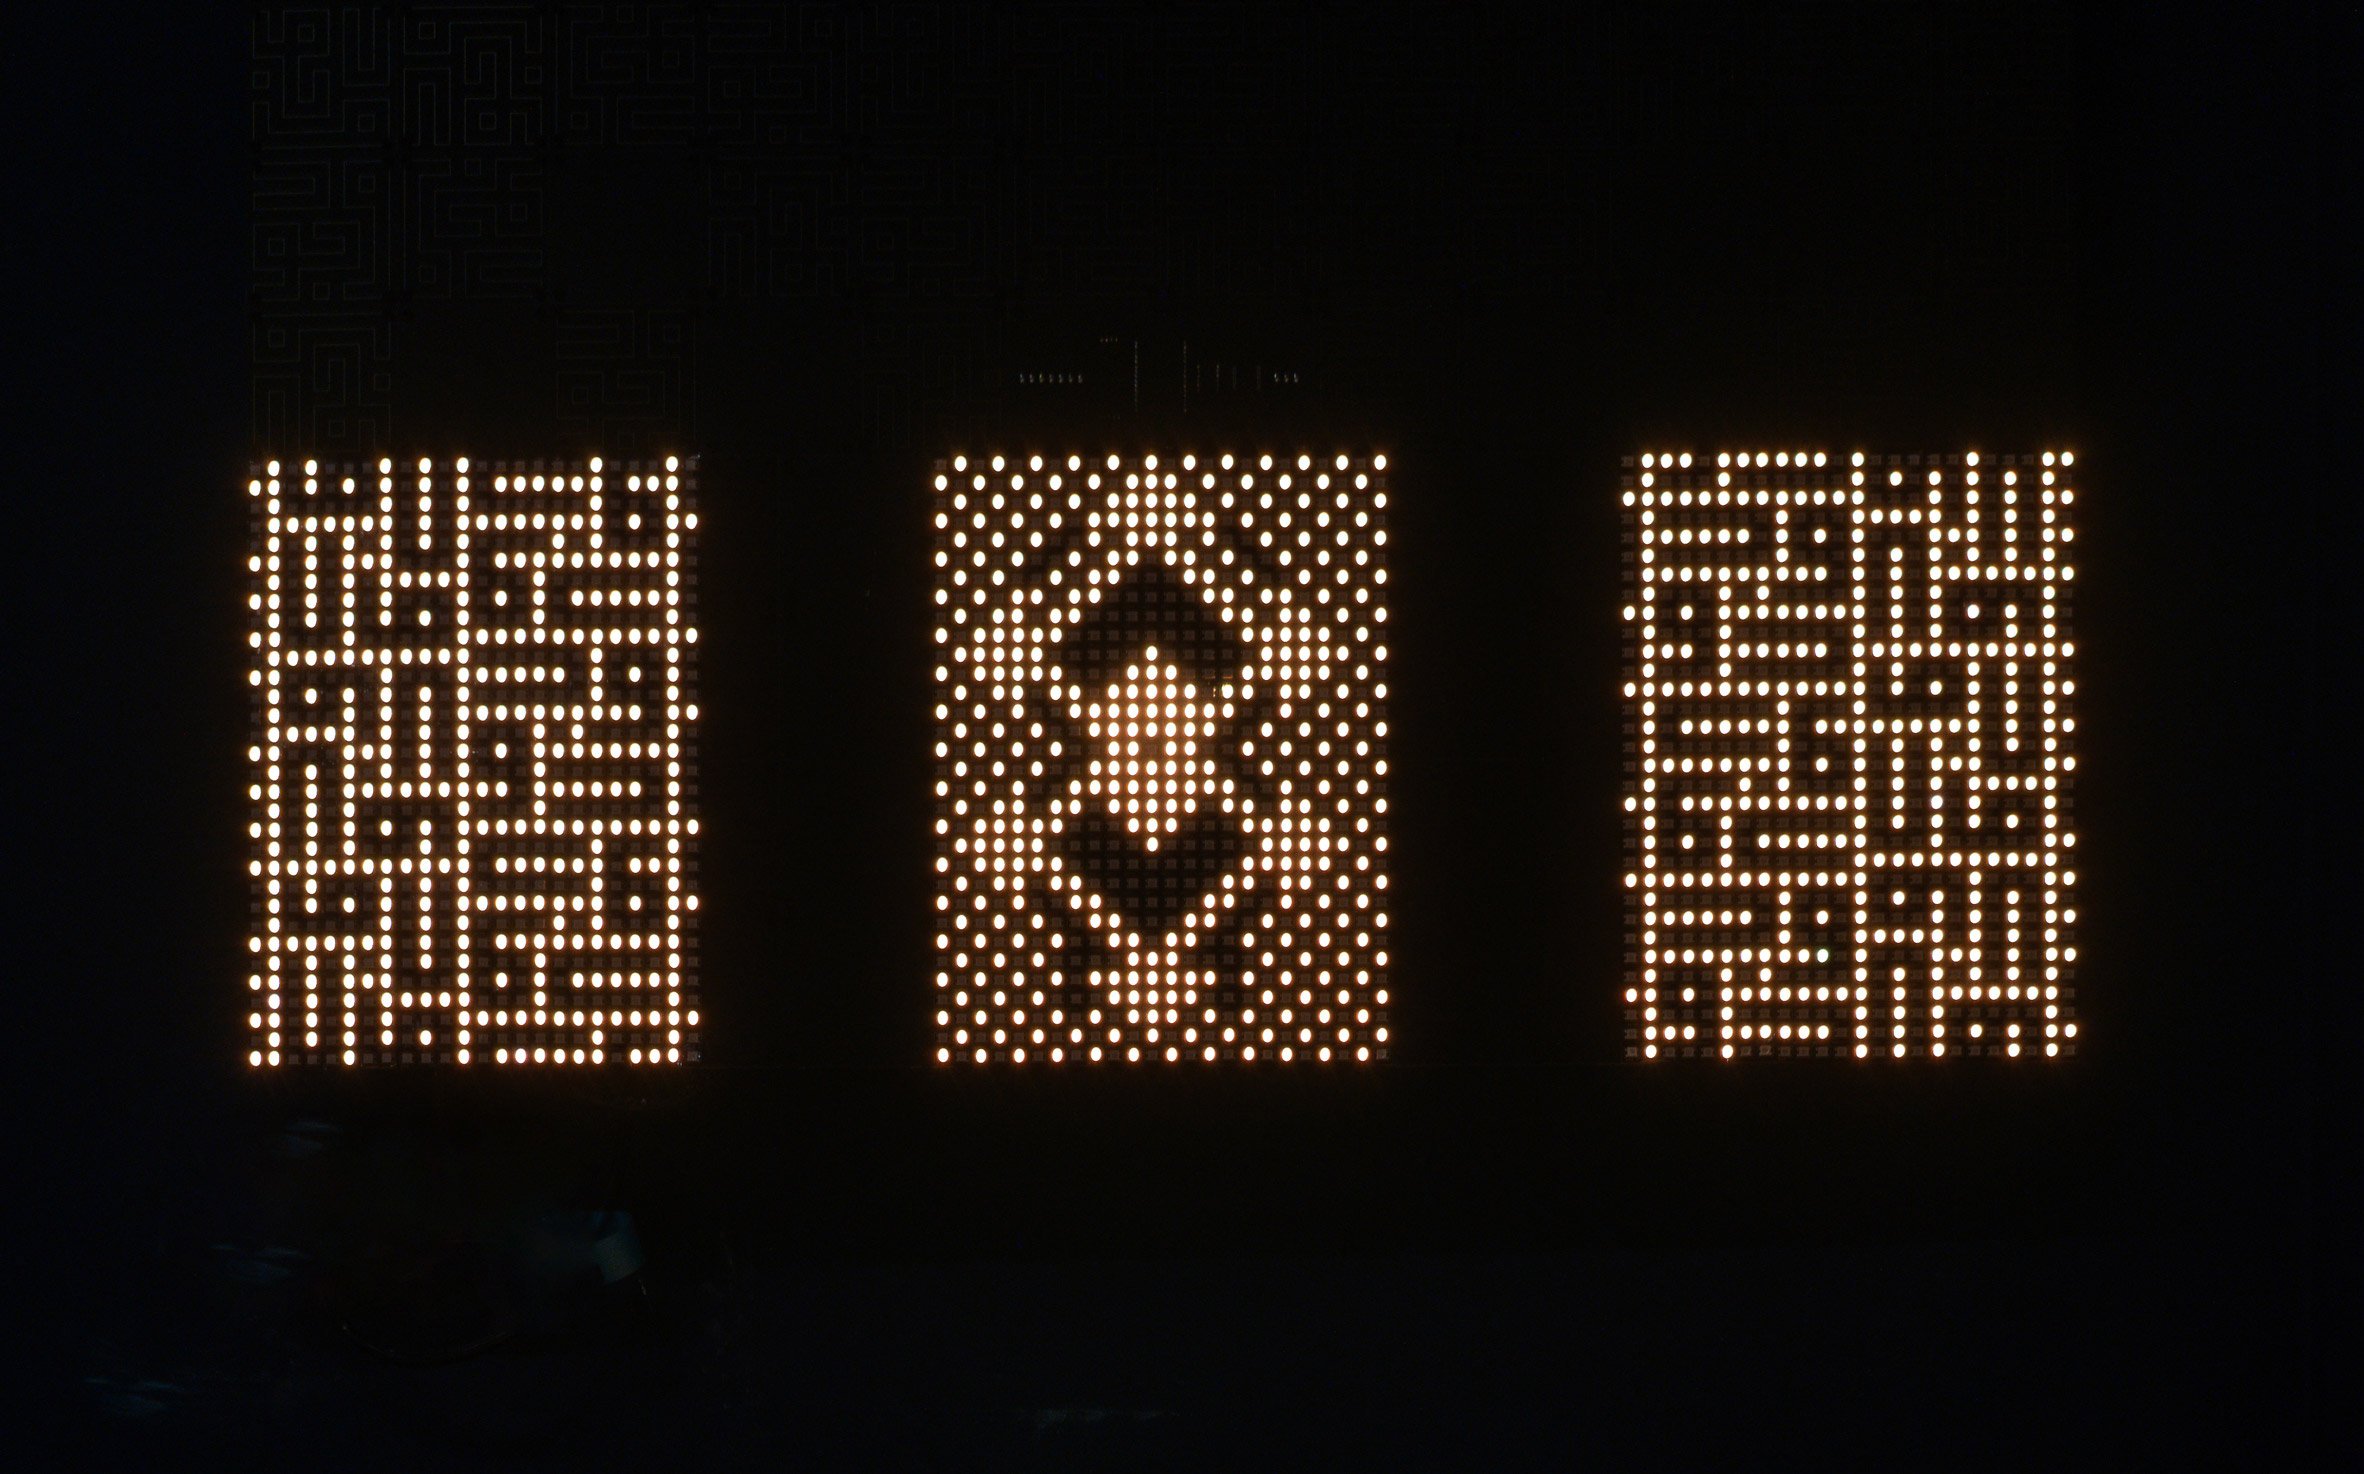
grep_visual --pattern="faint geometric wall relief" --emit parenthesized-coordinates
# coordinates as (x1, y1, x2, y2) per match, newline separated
(252, 315, 397, 455)
(554, 309, 697, 448)
(253, 4, 553, 455)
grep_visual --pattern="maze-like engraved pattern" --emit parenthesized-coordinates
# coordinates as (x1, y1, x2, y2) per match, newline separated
(245, 456, 700, 1066)
(1621, 450, 2079, 1061)
(555, 308, 697, 439)
(933, 452, 1392, 1065)
(251, 6, 553, 455)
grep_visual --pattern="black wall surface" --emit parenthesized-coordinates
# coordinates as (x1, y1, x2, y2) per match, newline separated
(11, 3, 2345, 1466)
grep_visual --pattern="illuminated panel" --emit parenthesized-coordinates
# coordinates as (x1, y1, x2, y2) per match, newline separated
(1620, 449, 2079, 1061)
(932, 452, 1392, 1065)
(244, 456, 701, 1067)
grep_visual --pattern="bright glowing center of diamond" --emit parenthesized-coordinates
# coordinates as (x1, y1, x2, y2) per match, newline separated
(1083, 646, 1222, 852)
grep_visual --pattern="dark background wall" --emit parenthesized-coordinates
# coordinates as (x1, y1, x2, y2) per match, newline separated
(11, 2, 2343, 1465)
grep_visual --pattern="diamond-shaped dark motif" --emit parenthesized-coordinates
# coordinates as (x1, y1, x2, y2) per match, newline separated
(1048, 554, 1254, 936)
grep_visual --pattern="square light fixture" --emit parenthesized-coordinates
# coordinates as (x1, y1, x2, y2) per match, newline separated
(1620, 449, 2078, 1060)
(933, 451, 1392, 1064)
(244, 455, 700, 1066)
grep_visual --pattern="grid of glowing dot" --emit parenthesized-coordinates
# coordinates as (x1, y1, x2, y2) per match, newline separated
(933, 451, 1393, 1064)
(1620, 449, 2078, 1060)
(244, 455, 701, 1067)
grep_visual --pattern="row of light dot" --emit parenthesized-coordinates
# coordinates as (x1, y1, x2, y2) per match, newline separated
(932, 453, 1391, 1064)
(1620, 451, 2077, 1059)
(245, 456, 700, 1066)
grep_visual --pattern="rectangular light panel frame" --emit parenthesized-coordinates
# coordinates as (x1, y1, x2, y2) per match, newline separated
(933, 451, 1393, 1065)
(1621, 449, 2078, 1060)
(244, 455, 700, 1067)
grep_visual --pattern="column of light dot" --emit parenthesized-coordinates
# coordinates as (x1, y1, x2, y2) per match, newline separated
(2037, 453, 2077, 1056)
(298, 483, 321, 1058)
(376, 654, 393, 1058)
(1923, 467, 1943, 1053)
(452, 460, 471, 1059)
